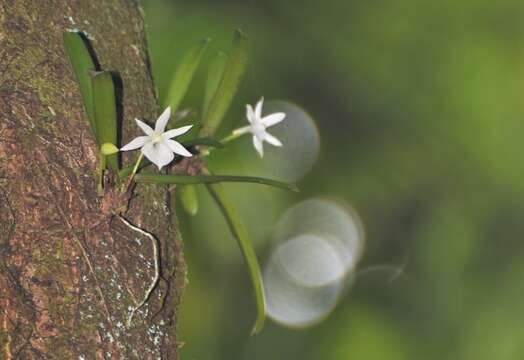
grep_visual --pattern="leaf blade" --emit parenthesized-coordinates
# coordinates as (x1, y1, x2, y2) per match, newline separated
(181, 137, 224, 149)
(164, 38, 210, 114)
(203, 51, 228, 116)
(91, 71, 118, 171)
(205, 182, 266, 334)
(179, 185, 199, 216)
(63, 31, 97, 138)
(200, 30, 248, 137)
(134, 173, 299, 192)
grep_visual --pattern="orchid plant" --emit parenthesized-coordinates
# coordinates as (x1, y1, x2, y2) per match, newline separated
(64, 29, 296, 334)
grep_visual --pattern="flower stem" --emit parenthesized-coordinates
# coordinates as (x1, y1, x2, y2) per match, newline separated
(201, 130, 243, 157)
(126, 152, 144, 187)
(220, 130, 243, 144)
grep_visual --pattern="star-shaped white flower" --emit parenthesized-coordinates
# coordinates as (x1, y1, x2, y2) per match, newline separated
(121, 107, 193, 169)
(233, 97, 286, 157)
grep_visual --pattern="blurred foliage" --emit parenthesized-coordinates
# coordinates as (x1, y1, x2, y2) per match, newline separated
(143, 0, 524, 358)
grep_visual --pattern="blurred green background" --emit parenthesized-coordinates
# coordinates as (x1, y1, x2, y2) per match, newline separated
(142, 0, 524, 359)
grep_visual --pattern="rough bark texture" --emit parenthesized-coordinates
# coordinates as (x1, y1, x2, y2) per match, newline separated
(0, 1, 185, 358)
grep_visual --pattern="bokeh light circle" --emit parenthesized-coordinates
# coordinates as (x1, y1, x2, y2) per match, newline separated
(273, 198, 365, 274)
(264, 198, 365, 328)
(275, 233, 347, 287)
(264, 238, 344, 328)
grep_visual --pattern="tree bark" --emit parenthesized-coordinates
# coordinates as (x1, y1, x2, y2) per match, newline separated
(0, 1, 185, 358)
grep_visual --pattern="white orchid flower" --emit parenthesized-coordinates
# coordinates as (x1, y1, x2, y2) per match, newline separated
(121, 107, 193, 170)
(233, 97, 286, 157)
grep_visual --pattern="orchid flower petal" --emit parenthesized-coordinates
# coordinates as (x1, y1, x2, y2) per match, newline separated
(246, 105, 255, 123)
(164, 125, 193, 139)
(141, 142, 174, 170)
(121, 136, 149, 151)
(254, 97, 264, 119)
(253, 135, 264, 157)
(135, 119, 154, 136)
(164, 139, 193, 157)
(261, 112, 286, 127)
(263, 132, 282, 147)
(155, 106, 172, 133)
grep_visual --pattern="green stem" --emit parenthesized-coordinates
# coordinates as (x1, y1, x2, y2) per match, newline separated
(220, 130, 243, 144)
(127, 152, 144, 186)
(201, 130, 244, 157)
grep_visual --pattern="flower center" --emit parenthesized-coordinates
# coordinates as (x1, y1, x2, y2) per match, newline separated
(151, 132, 164, 144)
(252, 122, 265, 137)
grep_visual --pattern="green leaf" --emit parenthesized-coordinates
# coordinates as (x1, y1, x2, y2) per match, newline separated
(203, 51, 228, 115)
(134, 173, 299, 192)
(200, 30, 248, 137)
(164, 38, 210, 114)
(63, 31, 97, 138)
(92, 71, 118, 172)
(117, 137, 223, 178)
(205, 182, 266, 334)
(179, 185, 199, 216)
(182, 137, 224, 149)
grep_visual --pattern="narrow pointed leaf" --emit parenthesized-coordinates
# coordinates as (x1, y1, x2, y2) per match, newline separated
(117, 137, 223, 178)
(203, 51, 227, 115)
(164, 38, 210, 114)
(205, 182, 266, 334)
(182, 137, 224, 149)
(200, 30, 248, 136)
(63, 31, 97, 138)
(134, 173, 299, 192)
(179, 185, 199, 216)
(92, 71, 118, 171)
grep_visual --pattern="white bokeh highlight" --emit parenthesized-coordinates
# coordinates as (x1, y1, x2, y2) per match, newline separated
(276, 234, 347, 287)
(264, 239, 344, 328)
(264, 198, 365, 328)
(273, 198, 365, 275)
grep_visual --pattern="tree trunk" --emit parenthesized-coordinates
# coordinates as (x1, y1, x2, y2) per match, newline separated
(0, 1, 185, 358)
